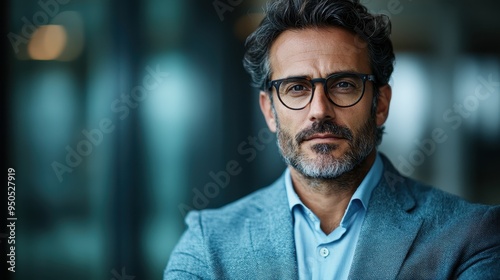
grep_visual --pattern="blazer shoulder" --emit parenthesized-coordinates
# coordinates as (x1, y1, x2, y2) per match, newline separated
(166, 183, 284, 280)
(372, 168, 500, 278)
(405, 177, 493, 217)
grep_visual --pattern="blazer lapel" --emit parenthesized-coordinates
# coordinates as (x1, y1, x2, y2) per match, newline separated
(349, 159, 423, 279)
(248, 175, 299, 280)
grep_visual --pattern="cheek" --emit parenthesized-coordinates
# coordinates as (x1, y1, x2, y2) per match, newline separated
(276, 108, 303, 132)
(341, 106, 373, 132)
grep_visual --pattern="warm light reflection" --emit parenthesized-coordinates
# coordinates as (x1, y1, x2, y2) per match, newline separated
(28, 25, 67, 60)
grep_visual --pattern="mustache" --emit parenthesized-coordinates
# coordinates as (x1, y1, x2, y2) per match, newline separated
(295, 121, 353, 144)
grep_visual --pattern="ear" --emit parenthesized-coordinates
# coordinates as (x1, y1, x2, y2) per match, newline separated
(375, 84, 392, 127)
(259, 91, 277, 132)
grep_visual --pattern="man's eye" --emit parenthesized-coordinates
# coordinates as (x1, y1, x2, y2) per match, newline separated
(291, 85, 306, 91)
(336, 81, 354, 88)
(283, 82, 310, 94)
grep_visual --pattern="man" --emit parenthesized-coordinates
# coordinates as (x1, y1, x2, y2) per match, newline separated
(165, 0, 500, 279)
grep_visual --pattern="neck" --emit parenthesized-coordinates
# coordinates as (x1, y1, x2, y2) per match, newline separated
(290, 150, 377, 234)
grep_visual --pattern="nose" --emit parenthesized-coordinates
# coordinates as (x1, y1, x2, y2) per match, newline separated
(308, 82, 336, 121)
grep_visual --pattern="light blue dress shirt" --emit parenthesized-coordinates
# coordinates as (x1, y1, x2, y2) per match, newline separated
(285, 154, 384, 280)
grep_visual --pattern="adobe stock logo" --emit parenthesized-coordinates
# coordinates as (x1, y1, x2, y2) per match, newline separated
(397, 74, 499, 175)
(178, 128, 274, 217)
(213, 0, 243, 21)
(51, 65, 169, 182)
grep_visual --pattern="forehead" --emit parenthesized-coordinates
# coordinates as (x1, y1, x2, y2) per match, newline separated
(269, 27, 370, 79)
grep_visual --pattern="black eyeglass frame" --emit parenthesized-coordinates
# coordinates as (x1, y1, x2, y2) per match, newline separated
(266, 72, 377, 110)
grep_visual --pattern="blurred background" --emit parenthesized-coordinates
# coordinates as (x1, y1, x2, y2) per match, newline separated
(2, 0, 500, 279)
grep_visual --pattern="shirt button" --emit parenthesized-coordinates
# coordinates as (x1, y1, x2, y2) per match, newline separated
(319, 247, 329, 258)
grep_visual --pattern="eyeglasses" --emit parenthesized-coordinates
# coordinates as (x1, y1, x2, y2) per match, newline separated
(267, 72, 376, 110)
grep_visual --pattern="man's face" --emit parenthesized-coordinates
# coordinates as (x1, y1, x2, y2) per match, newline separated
(260, 27, 391, 179)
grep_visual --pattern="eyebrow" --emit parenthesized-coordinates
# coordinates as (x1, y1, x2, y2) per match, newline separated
(325, 69, 363, 77)
(281, 75, 309, 80)
(278, 70, 364, 80)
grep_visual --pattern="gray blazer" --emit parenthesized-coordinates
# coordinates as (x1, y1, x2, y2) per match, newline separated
(165, 155, 500, 279)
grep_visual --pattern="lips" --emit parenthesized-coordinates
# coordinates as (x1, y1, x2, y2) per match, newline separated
(305, 133, 343, 141)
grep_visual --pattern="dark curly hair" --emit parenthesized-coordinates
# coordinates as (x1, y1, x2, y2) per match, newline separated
(243, 0, 395, 91)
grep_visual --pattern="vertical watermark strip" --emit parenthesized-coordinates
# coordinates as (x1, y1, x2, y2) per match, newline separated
(6, 168, 16, 273)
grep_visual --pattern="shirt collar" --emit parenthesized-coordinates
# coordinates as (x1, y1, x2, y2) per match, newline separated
(285, 153, 384, 223)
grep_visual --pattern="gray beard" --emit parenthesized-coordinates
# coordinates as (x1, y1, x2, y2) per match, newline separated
(276, 117, 377, 180)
